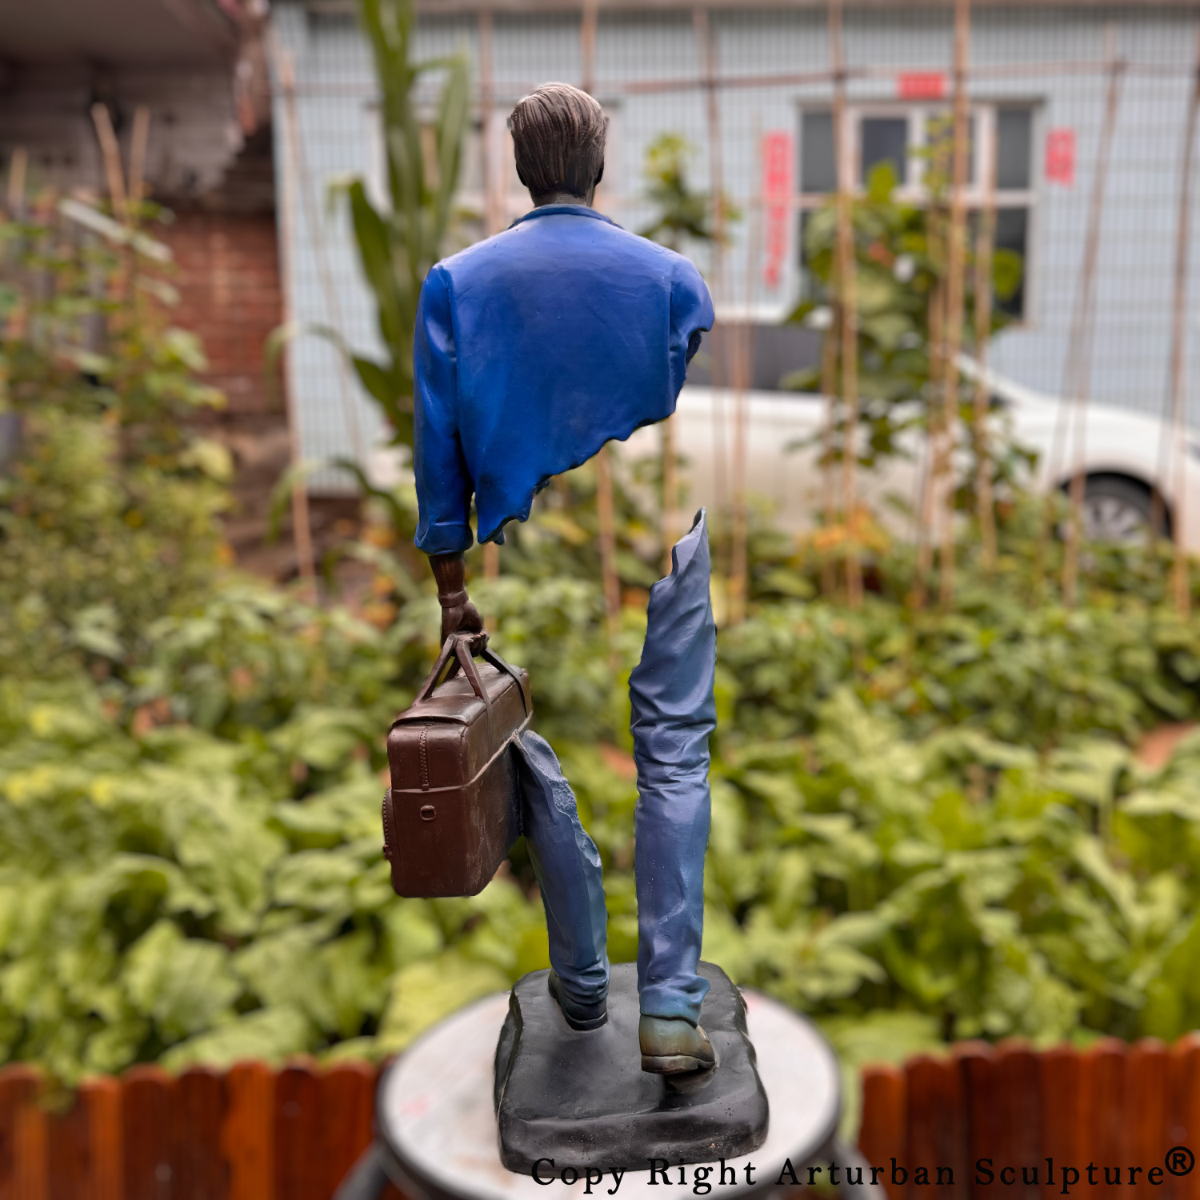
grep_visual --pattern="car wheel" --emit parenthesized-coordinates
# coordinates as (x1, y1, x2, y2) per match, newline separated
(1078, 475, 1167, 543)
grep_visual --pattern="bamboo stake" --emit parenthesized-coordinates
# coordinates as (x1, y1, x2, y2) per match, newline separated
(6, 148, 27, 218)
(662, 417, 680, 575)
(830, 0, 861, 607)
(729, 138, 762, 624)
(581, 0, 598, 95)
(480, 10, 502, 580)
(937, 0, 971, 609)
(913, 281, 945, 608)
(1062, 33, 1123, 607)
(274, 41, 366, 469)
(728, 318, 749, 623)
(818, 305, 839, 597)
(1165, 30, 1200, 616)
(695, 6, 729, 541)
(581, 0, 620, 617)
(263, 56, 1200, 108)
(596, 444, 621, 635)
(90, 104, 128, 223)
(273, 50, 318, 598)
(971, 120, 997, 570)
(128, 106, 151, 214)
(656, 3, 680, 576)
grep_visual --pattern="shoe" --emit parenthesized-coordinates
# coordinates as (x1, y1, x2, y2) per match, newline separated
(547, 970, 608, 1031)
(639, 1015, 717, 1075)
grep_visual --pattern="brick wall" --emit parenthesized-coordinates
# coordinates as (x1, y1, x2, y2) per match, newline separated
(162, 209, 299, 573)
(161, 207, 363, 580)
(167, 210, 283, 421)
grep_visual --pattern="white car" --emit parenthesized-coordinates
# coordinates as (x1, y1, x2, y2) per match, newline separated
(625, 364, 1200, 553)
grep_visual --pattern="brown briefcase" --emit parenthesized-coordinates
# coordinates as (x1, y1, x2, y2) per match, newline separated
(382, 634, 532, 898)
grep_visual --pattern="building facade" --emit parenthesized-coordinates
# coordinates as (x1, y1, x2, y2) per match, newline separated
(275, 1, 1200, 483)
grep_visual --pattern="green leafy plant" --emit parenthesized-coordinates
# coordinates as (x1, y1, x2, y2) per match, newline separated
(337, 0, 469, 447)
(788, 162, 1024, 478)
(9, 158, 1200, 1107)
(0, 205, 231, 676)
(638, 133, 734, 254)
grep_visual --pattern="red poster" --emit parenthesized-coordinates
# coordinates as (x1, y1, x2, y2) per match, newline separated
(896, 72, 946, 100)
(761, 131, 793, 289)
(1045, 128, 1075, 186)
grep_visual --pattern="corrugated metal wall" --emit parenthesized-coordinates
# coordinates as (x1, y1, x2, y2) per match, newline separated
(271, 2, 1200, 487)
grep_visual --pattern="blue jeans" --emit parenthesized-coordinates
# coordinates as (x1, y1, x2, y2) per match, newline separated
(517, 510, 715, 1026)
(514, 731, 610, 1016)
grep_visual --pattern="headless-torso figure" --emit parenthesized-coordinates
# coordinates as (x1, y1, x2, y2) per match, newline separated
(414, 82, 718, 1075)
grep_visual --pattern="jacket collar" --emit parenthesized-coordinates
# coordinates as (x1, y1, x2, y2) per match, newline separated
(509, 204, 619, 229)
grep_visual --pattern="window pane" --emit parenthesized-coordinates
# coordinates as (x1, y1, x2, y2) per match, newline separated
(997, 108, 1033, 190)
(801, 111, 836, 193)
(861, 117, 908, 185)
(994, 206, 1028, 318)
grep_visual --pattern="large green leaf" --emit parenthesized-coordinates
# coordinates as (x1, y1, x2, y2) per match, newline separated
(123, 921, 240, 1041)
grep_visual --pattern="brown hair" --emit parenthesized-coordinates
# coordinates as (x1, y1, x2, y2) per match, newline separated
(509, 82, 606, 201)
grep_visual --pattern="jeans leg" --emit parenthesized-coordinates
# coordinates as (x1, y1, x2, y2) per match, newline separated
(514, 731, 610, 1010)
(630, 510, 716, 1026)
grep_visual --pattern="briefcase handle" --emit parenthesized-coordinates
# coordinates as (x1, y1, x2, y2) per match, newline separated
(416, 633, 528, 717)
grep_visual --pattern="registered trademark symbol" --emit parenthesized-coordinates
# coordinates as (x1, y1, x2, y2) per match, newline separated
(1166, 1146, 1195, 1176)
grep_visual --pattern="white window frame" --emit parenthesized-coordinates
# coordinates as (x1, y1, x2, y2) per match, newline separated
(798, 101, 1039, 325)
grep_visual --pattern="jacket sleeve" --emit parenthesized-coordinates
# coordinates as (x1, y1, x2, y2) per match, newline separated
(413, 265, 475, 555)
(668, 255, 716, 399)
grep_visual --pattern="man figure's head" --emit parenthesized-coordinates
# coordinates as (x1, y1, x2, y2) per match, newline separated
(509, 82, 606, 207)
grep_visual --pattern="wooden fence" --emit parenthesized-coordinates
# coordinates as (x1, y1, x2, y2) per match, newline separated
(0, 1060, 406, 1200)
(859, 1035, 1200, 1200)
(3, 1035, 1200, 1198)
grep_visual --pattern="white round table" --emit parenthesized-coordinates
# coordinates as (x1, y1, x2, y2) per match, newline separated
(366, 989, 857, 1200)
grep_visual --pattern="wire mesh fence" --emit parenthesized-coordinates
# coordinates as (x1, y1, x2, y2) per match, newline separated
(274, 1, 1200, 439)
(271, 0, 1200, 606)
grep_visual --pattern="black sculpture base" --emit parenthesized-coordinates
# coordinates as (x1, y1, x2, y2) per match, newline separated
(493, 961, 769, 1174)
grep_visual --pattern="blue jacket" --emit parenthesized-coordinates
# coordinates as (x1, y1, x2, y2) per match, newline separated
(412, 205, 715, 554)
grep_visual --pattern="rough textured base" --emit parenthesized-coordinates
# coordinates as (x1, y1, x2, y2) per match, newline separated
(494, 961, 769, 1174)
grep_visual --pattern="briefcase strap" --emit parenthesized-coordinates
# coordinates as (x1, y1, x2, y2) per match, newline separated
(417, 634, 491, 712)
(480, 647, 528, 716)
(413, 635, 529, 718)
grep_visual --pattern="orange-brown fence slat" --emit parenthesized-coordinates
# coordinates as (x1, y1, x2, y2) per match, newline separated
(222, 1062, 274, 1200)
(1040, 1044, 1082, 1200)
(0, 1067, 42, 1200)
(176, 1067, 226, 1200)
(996, 1040, 1043, 1200)
(1124, 1039, 1170, 1200)
(954, 1041, 996, 1200)
(1085, 1039, 1128, 1200)
(906, 1055, 967, 1200)
(859, 1064, 907, 1200)
(122, 1065, 177, 1200)
(320, 1062, 375, 1198)
(12, 1071, 47, 1200)
(274, 1061, 322, 1200)
(1170, 1034, 1200, 1200)
(47, 1092, 90, 1200)
(78, 1077, 122, 1200)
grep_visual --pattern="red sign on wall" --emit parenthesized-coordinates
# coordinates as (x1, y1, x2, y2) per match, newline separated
(1045, 128, 1076, 186)
(761, 131, 793, 290)
(896, 72, 946, 100)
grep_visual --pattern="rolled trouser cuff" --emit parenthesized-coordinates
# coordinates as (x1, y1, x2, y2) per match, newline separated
(637, 982, 709, 1026)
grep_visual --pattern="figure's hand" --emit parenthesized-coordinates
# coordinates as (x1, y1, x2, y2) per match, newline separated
(440, 596, 484, 646)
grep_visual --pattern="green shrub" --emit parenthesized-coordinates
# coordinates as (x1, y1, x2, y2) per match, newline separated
(6, 206, 1200, 1089)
